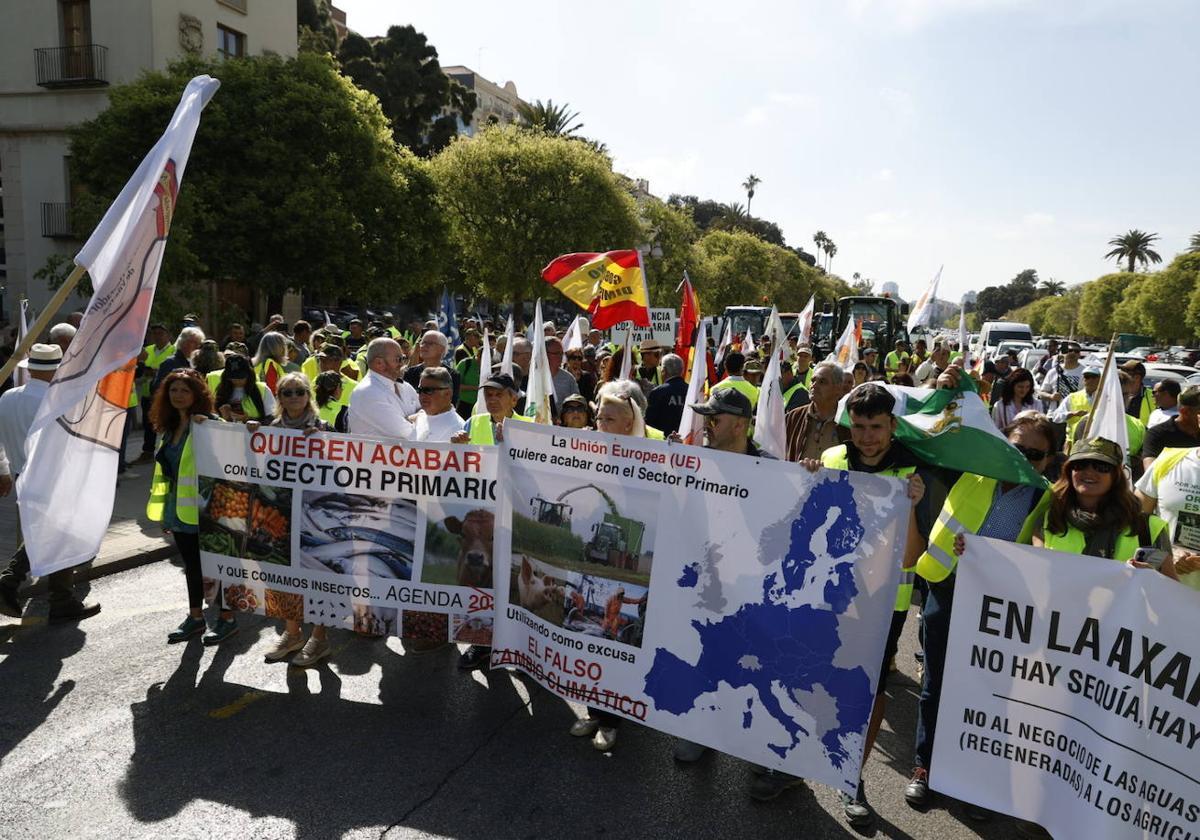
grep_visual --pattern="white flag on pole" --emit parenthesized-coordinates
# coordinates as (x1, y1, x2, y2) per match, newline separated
(324, 310, 334, 329)
(524, 299, 555, 424)
(1082, 345, 1129, 462)
(677, 320, 709, 445)
(618, 327, 634, 381)
(958, 304, 971, 371)
(765, 306, 792, 363)
(796, 295, 816, 346)
(473, 328, 493, 416)
(499, 314, 515, 378)
(742, 328, 757, 356)
(18, 75, 219, 576)
(715, 318, 733, 369)
(562, 316, 584, 353)
(14, 299, 31, 388)
(827, 316, 859, 370)
(907, 266, 943, 334)
(753, 343, 786, 458)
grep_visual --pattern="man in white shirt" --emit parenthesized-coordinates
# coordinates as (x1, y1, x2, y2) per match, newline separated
(1148, 380, 1181, 428)
(0, 344, 101, 621)
(1135, 446, 1200, 591)
(348, 338, 417, 440)
(412, 367, 465, 442)
(914, 344, 950, 386)
(1037, 342, 1084, 406)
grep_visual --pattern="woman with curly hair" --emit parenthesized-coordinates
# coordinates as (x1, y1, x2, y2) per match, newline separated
(146, 369, 238, 645)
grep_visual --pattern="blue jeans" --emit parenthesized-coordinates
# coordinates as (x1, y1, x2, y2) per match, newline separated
(914, 573, 955, 769)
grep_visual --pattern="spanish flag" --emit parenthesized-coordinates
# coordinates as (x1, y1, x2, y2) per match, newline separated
(541, 249, 650, 330)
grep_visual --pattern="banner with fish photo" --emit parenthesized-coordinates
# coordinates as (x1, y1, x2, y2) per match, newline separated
(192, 423, 498, 644)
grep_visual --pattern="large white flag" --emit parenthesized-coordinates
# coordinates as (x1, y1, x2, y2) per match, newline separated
(561, 316, 585, 353)
(499, 314, 515, 378)
(715, 318, 733, 369)
(765, 307, 788, 355)
(677, 320, 708, 445)
(796, 295, 815, 345)
(742, 328, 757, 356)
(1082, 345, 1129, 461)
(473, 328, 493, 416)
(18, 75, 219, 575)
(14, 299, 32, 388)
(906, 266, 943, 334)
(524, 299, 555, 424)
(753, 344, 786, 458)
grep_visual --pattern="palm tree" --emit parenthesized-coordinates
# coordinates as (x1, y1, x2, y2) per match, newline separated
(1189, 232, 1200, 253)
(516, 99, 583, 136)
(1104, 229, 1162, 273)
(1039, 278, 1065, 296)
(825, 241, 838, 273)
(813, 231, 828, 267)
(717, 202, 748, 229)
(742, 174, 761, 216)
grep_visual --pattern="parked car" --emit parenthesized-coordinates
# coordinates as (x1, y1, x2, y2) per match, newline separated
(1143, 364, 1194, 388)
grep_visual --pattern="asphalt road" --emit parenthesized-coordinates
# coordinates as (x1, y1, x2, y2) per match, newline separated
(0, 559, 1028, 840)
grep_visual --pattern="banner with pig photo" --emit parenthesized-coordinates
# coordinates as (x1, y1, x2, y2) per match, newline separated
(191, 423, 497, 644)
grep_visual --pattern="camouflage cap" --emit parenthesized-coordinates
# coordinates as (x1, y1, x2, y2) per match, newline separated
(1066, 436, 1123, 468)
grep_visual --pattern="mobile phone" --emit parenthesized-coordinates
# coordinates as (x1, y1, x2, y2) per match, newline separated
(1133, 548, 1168, 570)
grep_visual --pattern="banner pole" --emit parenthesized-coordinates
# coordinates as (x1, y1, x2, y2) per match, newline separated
(0, 263, 87, 384)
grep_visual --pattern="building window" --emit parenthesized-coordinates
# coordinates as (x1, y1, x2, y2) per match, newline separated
(217, 24, 245, 59)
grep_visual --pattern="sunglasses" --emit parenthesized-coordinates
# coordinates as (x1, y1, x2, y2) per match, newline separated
(1071, 459, 1115, 474)
(278, 388, 308, 398)
(417, 386, 449, 394)
(1014, 445, 1049, 461)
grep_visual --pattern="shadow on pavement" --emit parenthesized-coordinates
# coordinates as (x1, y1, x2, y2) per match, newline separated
(0, 623, 86, 766)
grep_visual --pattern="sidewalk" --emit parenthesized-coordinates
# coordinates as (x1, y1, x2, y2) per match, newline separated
(0, 433, 177, 594)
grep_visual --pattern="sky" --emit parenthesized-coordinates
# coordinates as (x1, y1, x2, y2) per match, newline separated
(336, 0, 1199, 303)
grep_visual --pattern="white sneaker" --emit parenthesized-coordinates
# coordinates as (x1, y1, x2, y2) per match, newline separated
(291, 636, 331, 668)
(569, 718, 600, 737)
(265, 630, 305, 662)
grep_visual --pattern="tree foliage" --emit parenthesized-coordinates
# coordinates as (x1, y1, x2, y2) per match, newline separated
(430, 124, 642, 312)
(1105, 229, 1162, 274)
(336, 25, 475, 156)
(666, 194, 784, 246)
(516, 99, 583, 136)
(296, 0, 338, 54)
(635, 196, 700, 308)
(1076, 272, 1135, 337)
(68, 54, 449, 304)
(688, 229, 836, 314)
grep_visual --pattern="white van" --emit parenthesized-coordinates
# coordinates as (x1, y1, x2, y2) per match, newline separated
(979, 321, 1033, 357)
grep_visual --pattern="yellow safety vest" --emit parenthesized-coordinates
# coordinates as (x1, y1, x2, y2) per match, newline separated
(820, 444, 917, 611)
(141, 343, 174, 397)
(885, 351, 909, 376)
(1042, 514, 1166, 561)
(206, 372, 271, 420)
(1132, 387, 1152, 426)
(645, 425, 665, 440)
(301, 355, 319, 384)
(146, 430, 199, 526)
(916, 474, 1049, 583)
(255, 358, 286, 394)
(711, 378, 760, 408)
(797, 367, 814, 390)
(467, 412, 531, 445)
(783, 382, 807, 407)
(1151, 447, 1194, 483)
(318, 401, 342, 428)
(1063, 390, 1092, 436)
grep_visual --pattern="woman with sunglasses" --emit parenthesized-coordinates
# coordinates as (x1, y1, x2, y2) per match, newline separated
(247, 372, 335, 667)
(147, 369, 238, 645)
(210, 353, 274, 424)
(990, 367, 1042, 429)
(564, 349, 596, 403)
(905, 412, 1058, 812)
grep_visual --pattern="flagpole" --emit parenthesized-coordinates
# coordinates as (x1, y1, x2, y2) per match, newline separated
(0, 262, 87, 384)
(1081, 332, 1118, 440)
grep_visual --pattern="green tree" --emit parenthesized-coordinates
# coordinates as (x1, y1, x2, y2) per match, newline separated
(430, 124, 641, 318)
(1077, 272, 1138, 337)
(1104, 229, 1163, 273)
(742, 174, 761, 215)
(337, 25, 476, 156)
(813, 230, 828, 267)
(296, 0, 338, 54)
(1146, 253, 1200, 342)
(68, 54, 448, 304)
(634, 195, 700, 307)
(517, 99, 583, 137)
(1110, 275, 1149, 334)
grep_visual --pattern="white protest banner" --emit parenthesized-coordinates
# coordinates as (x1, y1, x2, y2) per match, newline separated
(610, 308, 676, 348)
(491, 422, 909, 793)
(931, 537, 1200, 839)
(192, 423, 497, 644)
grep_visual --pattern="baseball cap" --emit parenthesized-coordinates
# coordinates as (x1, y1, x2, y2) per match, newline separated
(1082, 365, 1102, 377)
(480, 372, 519, 393)
(316, 345, 344, 361)
(796, 345, 813, 356)
(1120, 360, 1146, 377)
(691, 389, 753, 418)
(1066, 437, 1123, 468)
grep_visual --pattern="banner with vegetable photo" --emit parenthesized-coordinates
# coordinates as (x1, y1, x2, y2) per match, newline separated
(192, 423, 498, 644)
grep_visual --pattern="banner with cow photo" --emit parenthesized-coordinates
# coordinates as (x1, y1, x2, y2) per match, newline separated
(192, 423, 497, 645)
(490, 422, 911, 794)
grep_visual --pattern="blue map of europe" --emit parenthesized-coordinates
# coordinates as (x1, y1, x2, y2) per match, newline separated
(643, 473, 879, 782)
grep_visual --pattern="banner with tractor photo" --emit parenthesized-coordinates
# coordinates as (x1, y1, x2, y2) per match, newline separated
(191, 423, 498, 645)
(490, 422, 912, 794)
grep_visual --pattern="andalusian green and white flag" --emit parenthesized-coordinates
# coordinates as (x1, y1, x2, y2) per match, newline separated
(836, 383, 1048, 487)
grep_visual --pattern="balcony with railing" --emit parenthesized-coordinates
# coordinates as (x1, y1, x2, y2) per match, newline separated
(41, 203, 74, 238)
(34, 44, 108, 88)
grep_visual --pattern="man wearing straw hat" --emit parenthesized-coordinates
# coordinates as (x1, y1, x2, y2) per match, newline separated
(0, 344, 101, 621)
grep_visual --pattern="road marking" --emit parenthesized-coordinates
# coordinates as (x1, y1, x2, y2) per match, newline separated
(208, 690, 268, 719)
